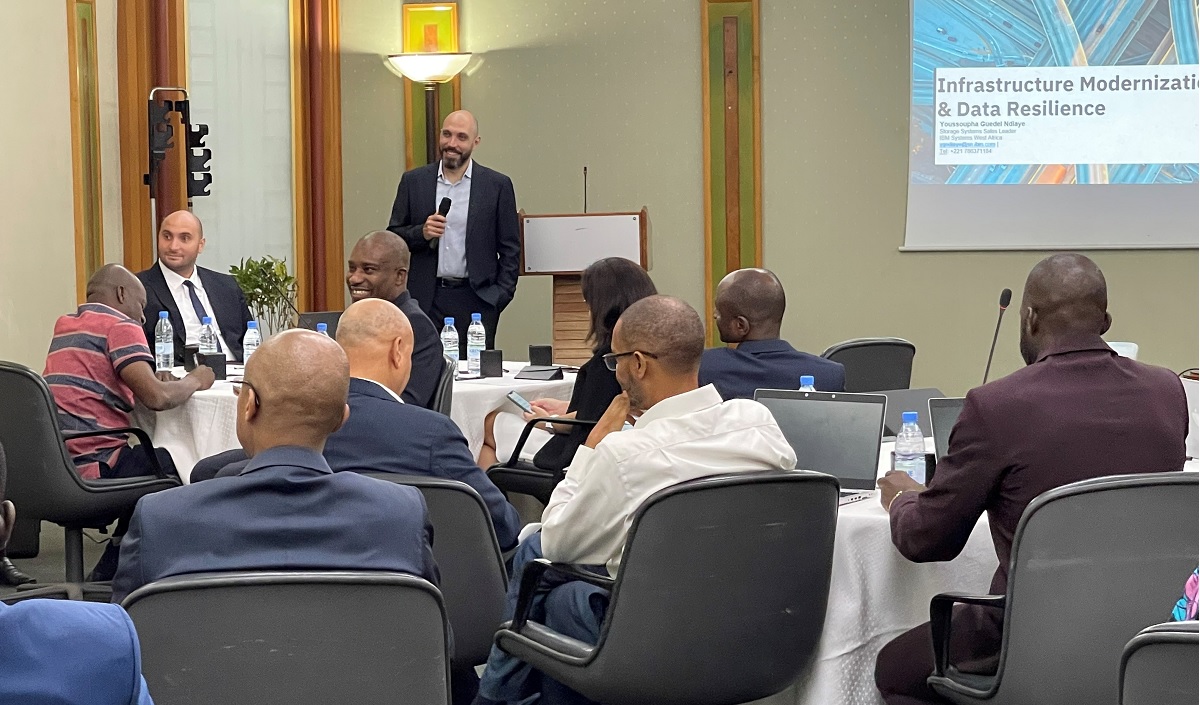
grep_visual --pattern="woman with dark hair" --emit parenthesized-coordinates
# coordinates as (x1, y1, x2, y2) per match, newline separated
(477, 257, 657, 473)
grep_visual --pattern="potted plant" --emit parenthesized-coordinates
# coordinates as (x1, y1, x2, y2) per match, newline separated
(229, 256, 299, 335)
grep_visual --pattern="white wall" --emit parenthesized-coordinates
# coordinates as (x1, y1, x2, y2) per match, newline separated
(0, 3, 79, 369)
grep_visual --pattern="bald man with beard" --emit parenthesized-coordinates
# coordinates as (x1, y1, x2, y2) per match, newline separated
(873, 253, 1189, 705)
(111, 328, 438, 604)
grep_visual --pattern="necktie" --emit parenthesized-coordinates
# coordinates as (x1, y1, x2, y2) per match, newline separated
(184, 280, 223, 353)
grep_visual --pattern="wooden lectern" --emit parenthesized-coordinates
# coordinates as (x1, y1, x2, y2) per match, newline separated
(520, 208, 649, 365)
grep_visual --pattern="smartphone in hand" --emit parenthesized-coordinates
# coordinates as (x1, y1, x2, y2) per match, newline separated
(506, 390, 534, 414)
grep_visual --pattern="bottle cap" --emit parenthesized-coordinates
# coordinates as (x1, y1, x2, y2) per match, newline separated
(444, 317, 454, 326)
(202, 316, 212, 325)
(902, 411, 919, 424)
(246, 321, 257, 329)
(159, 311, 169, 319)
(471, 313, 482, 321)
(800, 375, 815, 387)
(316, 323, 328, 332)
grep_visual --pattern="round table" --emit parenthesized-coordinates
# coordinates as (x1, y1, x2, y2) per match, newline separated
(140, 361, 576, 483)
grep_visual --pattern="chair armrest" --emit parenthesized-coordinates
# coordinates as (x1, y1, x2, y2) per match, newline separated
(504, 417, 599, 468)
(511, 558, 615, 630)
(930, 592, 1006, 677)
(62, 426, 167, 479)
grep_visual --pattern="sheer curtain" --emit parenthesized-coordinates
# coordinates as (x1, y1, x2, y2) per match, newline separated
(187, 0, 294, 276)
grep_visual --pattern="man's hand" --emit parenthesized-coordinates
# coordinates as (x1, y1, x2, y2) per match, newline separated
(423, 214, 447, 240)
(877, 470, 924, 511)
(187, 365, 216, 391)
(531, 398, 569, 416)
(155, 370, 176, 382)
(584, 392, 631, 449)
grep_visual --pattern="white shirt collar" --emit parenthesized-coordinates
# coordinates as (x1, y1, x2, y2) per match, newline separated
(437, 158, 474, 183)
(355, 377, 405, 404)
(635, 384, 723, 428)
(158, 260, 201, 292)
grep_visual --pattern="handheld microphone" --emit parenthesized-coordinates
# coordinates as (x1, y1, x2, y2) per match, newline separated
(437, 197, 452, 217)
(982, 288, 1013, 386)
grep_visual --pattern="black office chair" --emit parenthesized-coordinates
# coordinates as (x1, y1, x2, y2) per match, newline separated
(494, 470, 839, 705)
(1120, 621, 1198, 705)
(0, 361, 179, 602)
(429, 354, 456, 416)
(927, 472, 1199, 705)
(124, 571, 451, 705)
(363, 473, 508, 667)
(486, 417, 598, 505)
(821, 337, 916, 392)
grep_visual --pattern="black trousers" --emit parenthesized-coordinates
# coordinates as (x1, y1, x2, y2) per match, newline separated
(98, 445, 178, 537)
(430, 283, 499, 359)
(875, 606, 1001, 705)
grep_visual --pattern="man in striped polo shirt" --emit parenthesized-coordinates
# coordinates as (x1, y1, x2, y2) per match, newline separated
(43, 264, 214, 579)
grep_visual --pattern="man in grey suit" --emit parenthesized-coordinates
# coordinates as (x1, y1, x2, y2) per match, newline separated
(386, 110, 521, 355)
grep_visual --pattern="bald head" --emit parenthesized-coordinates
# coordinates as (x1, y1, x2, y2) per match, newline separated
(336, 298, 415, 396)
(616, 296, 706, 375)
(157, 210, 206, 277)
(347, 231, 410, 302)
(1019, 253, 1111, 364)
(87, 264, 147, 323)
(443, 110, 479, 137)
(714, 268, 786, 342)
(439, 110, 480, 171)
(161, 209, 203, 236)
(238, 329, 350, 454)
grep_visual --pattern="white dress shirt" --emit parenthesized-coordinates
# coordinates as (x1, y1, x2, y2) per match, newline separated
(357, 377, 405, 404)
(158, 261, 235, 361)
(435, 159, 472, 278)
(540, 384, 798, 574)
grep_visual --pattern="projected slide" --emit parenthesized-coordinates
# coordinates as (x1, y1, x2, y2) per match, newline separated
(905, 0, 1200, 249)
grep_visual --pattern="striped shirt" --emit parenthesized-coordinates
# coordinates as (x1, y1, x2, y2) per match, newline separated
(43, 303, 154, 480)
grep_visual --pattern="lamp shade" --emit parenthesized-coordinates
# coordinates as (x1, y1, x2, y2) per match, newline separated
(384, 53, 470, 83)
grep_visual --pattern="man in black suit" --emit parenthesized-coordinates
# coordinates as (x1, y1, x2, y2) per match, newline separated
(347, 231, 443, 407)
(387, 110, 520, 355)
(873, 254, 1189, 705)
(136, 210, 253, 363)
(698, 268, 845, 399)
(111, 328, 439, 604)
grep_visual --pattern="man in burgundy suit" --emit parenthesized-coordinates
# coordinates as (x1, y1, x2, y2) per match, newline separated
(874, 253, 1189, 705)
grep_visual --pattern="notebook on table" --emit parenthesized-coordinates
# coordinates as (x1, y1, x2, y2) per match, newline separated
(753, 389, 888, 505)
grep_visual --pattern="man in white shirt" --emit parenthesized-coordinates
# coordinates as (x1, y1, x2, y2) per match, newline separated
(137, 210, 254, 363)
(475, 295, 797, 705)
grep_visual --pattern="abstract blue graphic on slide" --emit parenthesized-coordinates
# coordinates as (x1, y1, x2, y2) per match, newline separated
(910, 0, 1200, 185)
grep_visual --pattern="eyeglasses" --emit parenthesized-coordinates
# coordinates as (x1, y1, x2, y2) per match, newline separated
(232, 380, 262, 409)
(602, 350, 659, 371)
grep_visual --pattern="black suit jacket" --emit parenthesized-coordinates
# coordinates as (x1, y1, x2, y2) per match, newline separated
(698, 339, 846, 400)
(392, 290, 442, 408)
(137, 263, 253, 363)
(386, 162, 521, 313)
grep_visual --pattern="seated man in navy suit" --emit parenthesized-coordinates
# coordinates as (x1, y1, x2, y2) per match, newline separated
(699, 268, 844, 399)
(188, 299, 521, 550)
(111, 328, 439, 604)
(0, 443, 154, 704)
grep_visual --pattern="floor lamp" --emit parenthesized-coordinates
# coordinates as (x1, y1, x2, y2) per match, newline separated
(385, 53, 471, 164)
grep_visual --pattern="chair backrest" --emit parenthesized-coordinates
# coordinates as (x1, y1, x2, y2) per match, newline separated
(821, 337, 916, 392)
(0, 361, 111, 523)
(993, 472, 1198, 705)
(124, 571, 451, 705)
(429, 355, 456, 415)
(364, 473, 508, 666)
(586, 471, 839, 705)
(1120, 621, 1198, 705)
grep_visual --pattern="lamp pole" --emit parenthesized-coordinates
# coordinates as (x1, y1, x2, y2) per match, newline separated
(424, 82, 440, 165)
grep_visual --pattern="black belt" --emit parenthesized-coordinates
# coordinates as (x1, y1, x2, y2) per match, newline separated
(437, 277, 468, 288)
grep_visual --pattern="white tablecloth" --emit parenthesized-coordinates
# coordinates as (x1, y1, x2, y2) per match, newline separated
(751, 440, 1000, 705)
(140, 362, 575, 483)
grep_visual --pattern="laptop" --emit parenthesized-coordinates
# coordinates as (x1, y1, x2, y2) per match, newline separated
(927, 397, 966, 460)
(753, 389, 888, 505)
(297, 311, 343, 338)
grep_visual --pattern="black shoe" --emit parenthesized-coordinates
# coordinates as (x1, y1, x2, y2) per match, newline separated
(0, 557, 36, 586)
(86, 542, 121, 582)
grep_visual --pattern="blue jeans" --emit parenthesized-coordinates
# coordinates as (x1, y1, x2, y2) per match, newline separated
(478, 532, 610, 705)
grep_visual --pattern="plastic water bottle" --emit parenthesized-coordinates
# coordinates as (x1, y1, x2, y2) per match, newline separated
(199, 316, 220, 355)
(440, 318, 460, 377)
(154, 311, 174, 371)
(799, 375, 816, 392)
(894, 411, 926, 484)
(316, 322, 330, 337)
(466, 313, 486, 376)
(242, 321, 261, 361)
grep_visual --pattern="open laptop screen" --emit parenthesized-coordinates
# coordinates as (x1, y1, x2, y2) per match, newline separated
(752, 390, 887, 491)
(928, 397, 966, 460)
